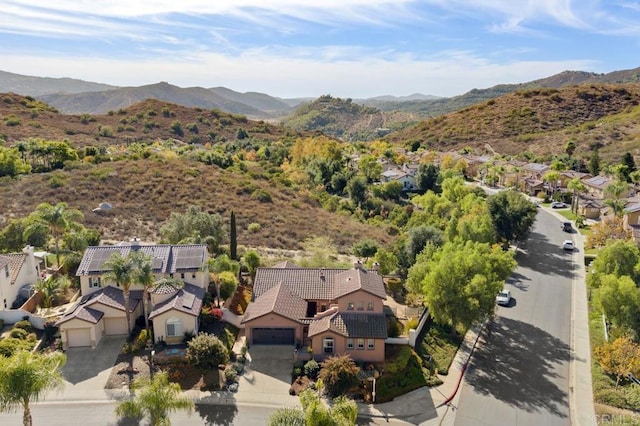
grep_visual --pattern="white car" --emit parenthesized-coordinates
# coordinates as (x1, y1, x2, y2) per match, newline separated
(551, 201, 567, 209)
(562, 240, 574, 251)
(496, 289, 512, 306)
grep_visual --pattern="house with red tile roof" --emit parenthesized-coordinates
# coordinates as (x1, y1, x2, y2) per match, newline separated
(242, 261, 388, 362)
(0, 246, 41, 311)
(57, 240, 208, 348)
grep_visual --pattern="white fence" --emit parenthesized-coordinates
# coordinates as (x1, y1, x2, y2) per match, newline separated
(0, 310, 47, 330)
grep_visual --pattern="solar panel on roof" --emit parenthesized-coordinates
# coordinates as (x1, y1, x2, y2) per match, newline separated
(87, 249, 117, 272)
(182, 292, 195, 309)
(152, 258, 164, 270)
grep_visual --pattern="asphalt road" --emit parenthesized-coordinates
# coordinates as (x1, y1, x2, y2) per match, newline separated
(454, 208, 575, 426)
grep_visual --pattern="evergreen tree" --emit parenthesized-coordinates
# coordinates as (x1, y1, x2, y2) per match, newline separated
(230, 211, 237, 261)
(589, 149, 601, 176)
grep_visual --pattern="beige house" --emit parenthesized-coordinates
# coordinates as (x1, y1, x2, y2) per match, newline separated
(57, 241, 208, 349)
(242, 261, 388, 363)
(0, 246, 41, 311)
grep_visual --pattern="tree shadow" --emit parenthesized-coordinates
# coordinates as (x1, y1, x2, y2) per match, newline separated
(466, 317, 570, 418)
(518, 231, 576, 280)
(505, 271, 530, 292)
(195, 403, 238, 425)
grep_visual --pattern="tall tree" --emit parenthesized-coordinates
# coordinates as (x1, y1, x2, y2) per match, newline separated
(0, 351, 66, 426)
(595, 275, 640, 335)
(115, 371, 194, 425)
(595, 336, 640, 390)
(242, 250, 261, 282)
(229, 211, 237, 261)
(104, 252, 134, 333)
(34, 276, 71, 309)
(28, 202, 84, 266)
(417, 240, 517, 333)
(621, 152, 636, 181)
(131, 251, 155, 332)
(486, 190, 537, 248)
(567, 178, 587, 215)
(160, 205, 225, 254)
(604, 180, 630, 217)
(588, 149, 601, 176)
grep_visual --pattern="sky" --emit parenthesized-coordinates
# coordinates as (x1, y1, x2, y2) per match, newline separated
(1, 0, 639, 99)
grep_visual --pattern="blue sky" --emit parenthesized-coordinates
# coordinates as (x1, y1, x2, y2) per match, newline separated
(1, 0, 639, 98)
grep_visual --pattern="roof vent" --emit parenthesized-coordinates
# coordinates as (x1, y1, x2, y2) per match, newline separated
(373, 262, 380, 273)
(319, 268, 325, 281)
(354, 260, 362, 270)
(130, 237, 140, 248)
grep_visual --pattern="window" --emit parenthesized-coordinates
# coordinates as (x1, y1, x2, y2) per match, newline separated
(347, 339, 354, 350)
(166, 318, 184, 337)
(357, 338, 364, 350)
(4, 265, 9, 278)
(89, 277, 101, 288)
(180, 273, 185, 279)
(192, 273, 196, 279)
(367, 339, 375, 350)
(367, 301, 374, 311)
(323, 338, 334, 354)
(357, 301, 364, 311)
(347, 302, 354, 310)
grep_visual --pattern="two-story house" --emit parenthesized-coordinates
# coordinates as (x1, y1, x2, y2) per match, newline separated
(241, 261, 388, 362)
(0, 246, 41, 311)
(56, 240, 208, 349)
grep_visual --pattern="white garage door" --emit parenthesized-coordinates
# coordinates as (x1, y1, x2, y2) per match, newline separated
(104, 317, 128, 335)
(67, 328, 91, 347)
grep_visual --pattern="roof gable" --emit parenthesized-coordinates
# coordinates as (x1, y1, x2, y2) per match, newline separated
(148, 283, 204, 319)
(242, 282, 307, 324)
(0, 253, 28, 285)
(308, 312, 387, 338)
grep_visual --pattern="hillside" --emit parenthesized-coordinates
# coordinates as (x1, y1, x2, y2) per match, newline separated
(0, 70, 116, 96)
(385, 83, 640, 162)
(0, 157, 393, 251)
(280, 95, 422, 141)
(0, 94, 300, 149)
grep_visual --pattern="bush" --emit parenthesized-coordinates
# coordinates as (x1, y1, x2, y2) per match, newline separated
(268, 407, 305, 426)
(318, 355, 360, 397)
(304, 359, 320, 379)
(224, 366, 238, 384)
(0, 337, 34, 357)
(9, 328, 28, 339)
(387, 318, 403, 337)
(13, 320, 33, 332)
(247, 223, 261, 233)
(186, 333, 230, 370)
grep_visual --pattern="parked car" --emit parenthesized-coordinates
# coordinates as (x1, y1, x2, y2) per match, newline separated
(562, 240, 574, 251)
(561, 221, 572, 232)
(496, 289, 512, 306)
(551, 201, 567, 209)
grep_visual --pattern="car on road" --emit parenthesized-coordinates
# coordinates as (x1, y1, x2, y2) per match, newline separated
(561, 221, 572, 232)
(496, 289, 512, 306)
(551, 201, 567, 209)
(562, 240, 574, 251)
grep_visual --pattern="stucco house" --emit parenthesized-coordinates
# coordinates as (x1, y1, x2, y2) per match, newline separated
(56, 240, 208, 349)
(380, 167, 417, 191)
(242, 261, 388, 362)
(0, 246, 41, 311)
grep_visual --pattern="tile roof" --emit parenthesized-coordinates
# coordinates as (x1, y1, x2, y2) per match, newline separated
(271, 261, 301, 269)
(0, 253, 28, 285)
(56, 305, 104, 325)
(77, 243, 208, 277)
(523, 163, 550, 173)
(148, 283, 204, 319)
(80, 285, 142, 313)
(241, 283, 308, 324)
(252, 266, 387, 302)
(308, 312, 387, 339)
(583, 175, 612, 190)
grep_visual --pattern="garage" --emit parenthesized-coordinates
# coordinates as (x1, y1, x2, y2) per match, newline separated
(67, 328, 92, 347)
(104, 317, 128, 335)
(251, 327, 295, 345)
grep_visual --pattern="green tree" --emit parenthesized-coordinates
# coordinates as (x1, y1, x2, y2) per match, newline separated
(352, 239, 379, 261)
(115, 371, 194, 425)
(415, 163, 440, 193)
(0, 351, 66, 426)
(218, 270, 238, 301)
(486, 190, 537, 248)
(34, 276, 70, 309)
(229, 211, 237, 261)
(604, 180, 630, 217)
(318, 355, 360, 398)
(621, 152, 636, 181)
(589, 240, 640, 285)
(0, 147, 30, 177)
(589, 149, 601, 176)
(418, 241, 516, 333)
(404, 225, 444, 265)
(160, 205, 225, 253)
(358, 155, 382, 183)
(131, 251, 155, 331)
(27, 202, 84, 266)
(300, 388, 357, 426)
(567, 178, 587, 215)
(268, 407, 306, 426)
(242, 250, 261, 281)
(346, 176, 367, 207)
(596, 275, 640, 335)
(186, 333, 229, 371)
(565, 140, 576, 157)
(372, 247, 398, 276)
(103, 252, 134, 333)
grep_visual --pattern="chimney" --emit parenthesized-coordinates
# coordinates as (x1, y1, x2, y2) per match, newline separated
(373, 262, 380, 273)
(319, 268, 325, 281)
(130, 237, 140, 249)
(354, 260, 362, 270)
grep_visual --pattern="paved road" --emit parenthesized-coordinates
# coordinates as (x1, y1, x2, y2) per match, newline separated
(454, 209, 575, 425)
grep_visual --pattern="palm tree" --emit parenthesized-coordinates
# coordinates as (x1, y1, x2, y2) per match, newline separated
(104, 252, 134, 333)
(115, 371, 194, 426)
(604, 180, 630, 217)
(28, 202, 83, 266)
(0, 351, 66, 426)
(543, 171, 561, 200)
(131, 251, 155, 332)
(34, 276, 71, 310)
(567, 178, 587, 215)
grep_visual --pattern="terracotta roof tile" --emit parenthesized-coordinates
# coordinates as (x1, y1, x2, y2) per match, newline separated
(1, 253, 27, 285)
(241, 283, 307, 323)
(56, 305, 104, 325)
(148, 283, 204, 319)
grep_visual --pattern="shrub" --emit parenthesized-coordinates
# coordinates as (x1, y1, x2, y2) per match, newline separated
(224, 366, 238, 384)
(318, 355, 360, 397)
(387, 318, 403, 337)
(13, 320, 33, 332)
(183, 330, 195, 343)
(304, 359, 320, 379)
(186, 333, 229, 370)
(251, 189, 272, 203)
(0, 337, 34, 356)
(10, 328, 28, 339)
(268, 407, 305, 426)
(405, 317, 419, 331)
(247, 222, 261, 233)
(292, 362, 303, 381)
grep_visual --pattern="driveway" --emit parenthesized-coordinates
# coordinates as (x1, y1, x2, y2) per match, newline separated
(61, 335, 126, 385)
(233, 345, 299, 406)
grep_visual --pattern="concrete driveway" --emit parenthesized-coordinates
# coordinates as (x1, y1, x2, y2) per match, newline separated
(61, 335, 125, 385)
(234, 345, 299, 406)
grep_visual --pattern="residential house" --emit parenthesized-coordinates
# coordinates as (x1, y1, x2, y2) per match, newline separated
(623, 200, 640, 244)
(0, 246, 41, 310)
(380, 167, 416, 191)
(56, 240, 208, 349)
(578, 199, 602, 220)
(582, 175, 631, 199)
(242, 261, 388, 362)
(522, 163, 551, 180)
(559, 171, 592, 189)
